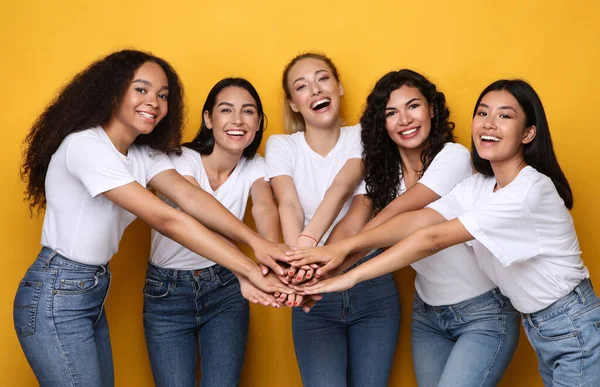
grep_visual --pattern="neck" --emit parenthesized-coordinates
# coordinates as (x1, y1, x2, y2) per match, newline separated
(303, 123, 341, 157)
(491, 154, 528, 190)
(201, 145, 242, 178)
(103, 117, 137, 155)
(398, 146, 425, 176)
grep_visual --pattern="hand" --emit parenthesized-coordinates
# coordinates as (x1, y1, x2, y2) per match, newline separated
(296, 234, 317, 248)
(285, 244, 348, 278)
(299, 294, 324, 313)
(251, 239, 290, 276)
(238, 276, 280, 308)
(294, 272, 358, 295)
(287, 264, 319, 285)
(246, 267, 292, 295)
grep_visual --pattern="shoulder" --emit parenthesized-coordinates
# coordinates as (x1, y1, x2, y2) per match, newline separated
(266, 133, 296, 148)
(510, 166, 562, 208)
(341, 123, 362, 138)
(439, 142, 470, 157)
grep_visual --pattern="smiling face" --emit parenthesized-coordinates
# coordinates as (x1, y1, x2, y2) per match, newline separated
(384, 85, 433, 152)
(112, 61, 169, 137)
(286, 57, 343, 131)
(204, 86, 260, 155)
(472, 90, 536, 164)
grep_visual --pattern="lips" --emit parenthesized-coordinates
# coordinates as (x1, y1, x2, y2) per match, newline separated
(310, 98, 331, 111)
(137, 111, 157, 121)
(481, 135, 501, 142)
(400, 127, 419, 136)
(225, 130, 246, 137)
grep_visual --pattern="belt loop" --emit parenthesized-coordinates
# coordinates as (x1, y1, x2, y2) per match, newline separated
(208, 266, 216, 282)
(526, 313, 535, 328)
(574, 283, 587, 305)
(42, 248, 58, 268)
(491, 288, 505, 307)
(171, 269, 178, 289)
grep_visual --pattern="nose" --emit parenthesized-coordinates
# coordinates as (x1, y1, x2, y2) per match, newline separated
(398, 110, 412, 126)
(483, 115, 495, 129)
(309, 81, 322, 96)
(145, 94, 158, 108)
(232, 110, 243, 125)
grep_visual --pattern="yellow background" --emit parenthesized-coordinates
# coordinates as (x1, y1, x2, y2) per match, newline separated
(2, 0, 599, 385)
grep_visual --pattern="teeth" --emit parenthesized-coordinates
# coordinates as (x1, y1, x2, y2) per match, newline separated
(138, 112, 156, 119)
(400, 128, 418, 136)
(311, 98, 330, 109)
(226, 130, 245, 136)
(481, 135, 500, 142)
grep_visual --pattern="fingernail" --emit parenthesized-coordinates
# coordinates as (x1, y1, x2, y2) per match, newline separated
(288, 302, 293, 306)
(289, 271, 294, 276)
(277, 268, 284, 275)
(294, 302, 299, 306)
(306, 274, 311, 278)
(296, 277, 301, 281)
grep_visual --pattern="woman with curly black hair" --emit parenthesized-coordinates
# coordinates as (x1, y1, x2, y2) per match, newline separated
(13, 50, 291, 386)
(288, 70, 520, 386)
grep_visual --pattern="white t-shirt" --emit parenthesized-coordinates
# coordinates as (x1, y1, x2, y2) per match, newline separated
(41, 126, 174, 265)
(150, 147, 266, 270)
(428, 166, 587, 313)
(404, 143, 496, 305)
(265, 124, 364, 245)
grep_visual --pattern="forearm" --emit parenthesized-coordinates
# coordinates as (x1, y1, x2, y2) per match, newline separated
(279, 203, 305, 245)
(253, 204, 281, 243)
(302, 184, 353, 242)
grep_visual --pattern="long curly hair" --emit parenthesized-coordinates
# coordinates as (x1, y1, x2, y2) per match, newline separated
(471, 79, 573, 209)
(181, 77, 265, 159)
(361, 69, 455, 213)
(21, 49, 185, 213)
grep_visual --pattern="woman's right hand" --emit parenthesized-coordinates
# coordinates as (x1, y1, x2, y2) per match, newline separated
(246, 268, 293, 295)
(285, 244, 348, 278)
(237, 276, 280, 308)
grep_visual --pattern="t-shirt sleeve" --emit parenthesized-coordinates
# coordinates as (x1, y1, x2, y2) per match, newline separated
(169, 147, 197, 178)
(345, 124, 363, 159)
(265, 135, 295, 180)
(419, 143, 473, 196)
(353, 180, 367, 196)
(145, 148, 175, 182)
(249, 155, 267, 184)
(66, 135, 136, 198)
(458, 189, 541, 266)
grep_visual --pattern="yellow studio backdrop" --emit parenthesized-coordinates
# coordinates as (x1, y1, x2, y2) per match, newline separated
(1, 0, 599, 385)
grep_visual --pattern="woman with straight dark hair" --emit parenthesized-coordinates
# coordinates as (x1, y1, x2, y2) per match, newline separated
(14, 51, 290, 386)
(289, 69, 520, 386)
(144, 78, 282, 387)
(266, 52, 400, 387)
(294, 79, 600, 386)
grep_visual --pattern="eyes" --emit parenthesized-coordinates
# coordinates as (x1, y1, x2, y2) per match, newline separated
(134, 87, 169, 100)
(476, 110, 513, 119)
(385, 103, 422, 117)
(219, 107, 256, 115)
(294, 75, 331, 92)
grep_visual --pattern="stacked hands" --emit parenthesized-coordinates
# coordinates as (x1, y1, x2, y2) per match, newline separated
(242, 235, 355, 313)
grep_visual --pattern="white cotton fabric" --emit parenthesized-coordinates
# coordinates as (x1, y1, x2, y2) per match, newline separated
(404, 143, 496, 305)
(265, 124, 364, 245)
(150, 147, 266, 269)
(41, 126, 174, 265)
(428, 166, 587, 313)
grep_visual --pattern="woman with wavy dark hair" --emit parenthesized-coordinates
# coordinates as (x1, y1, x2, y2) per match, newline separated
(297, 79, 600, 386)
(14, 50, 291, 386)
(288, 69, 520, 386)
(144, 78, 281, 386)
(267, 53, 400, 387)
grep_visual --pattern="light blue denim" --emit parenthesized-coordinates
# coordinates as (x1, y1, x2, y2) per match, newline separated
(521, 278, 600, 387)
(411, 288, 520, 386)
(13, 247, 113, 387)
(292, 249, 401, 387)
(143, 262, 249, 387)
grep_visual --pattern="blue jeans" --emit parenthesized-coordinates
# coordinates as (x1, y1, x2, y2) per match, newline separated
(292, 249, 401, 387)
(143, 262, 249, 387)
(13, 247, 113, 387)
(521, 278, 600, 387)
(411, 288, 520, 387)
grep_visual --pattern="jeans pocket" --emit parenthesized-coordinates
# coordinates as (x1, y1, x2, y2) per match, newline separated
(144, 278, 170, 298)
(536, 313, 579, 341)
(13, 281, 43, 337)
(54, 270, 99, 295)
(215, 269, 236, 287)
(367, 272, 394, 285)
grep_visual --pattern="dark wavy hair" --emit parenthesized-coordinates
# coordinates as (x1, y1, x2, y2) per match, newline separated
(281, 52, 341, 133)
(472, 79, 573, 209)
(181, 77, 265, 158)
(21, 49, 185, 213)
(361, 69, 455, 212)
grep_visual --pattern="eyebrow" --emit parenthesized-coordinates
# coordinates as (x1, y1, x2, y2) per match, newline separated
(478, 103, 517, 113)
(217, 102, 258, 109)
(385, 97, 421, 110)
(292, 69, 329, 85)
(133, 79, 169, 91)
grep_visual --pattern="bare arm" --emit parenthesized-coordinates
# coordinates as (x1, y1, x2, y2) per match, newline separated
(149, 170, 288, 275)
(300, 158, 363, 243)
(270, 175, 305, 246)
(102, 181, 291, 295)
(300, 217, 474, 294)
(250, 178, 281, 243)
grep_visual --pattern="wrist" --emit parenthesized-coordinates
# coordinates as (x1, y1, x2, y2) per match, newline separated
(298, 233, 318, 245)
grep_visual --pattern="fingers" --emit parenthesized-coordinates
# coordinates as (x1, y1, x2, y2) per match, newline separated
(286, 266, 297, 283)
(305, 267, 314, 281)
(259, 256, 285, 276)
(275, 292, 288, 304)
(316, 260, 337, 278)
(293, 269, 306, 285)
(260, 264, 269, 276)
(289, 256, 321, 267)
(284, 248, 312, 261)
(269, 280, 293, 295)
(294, 294, 304, 306)
(285, 293, 296, 307)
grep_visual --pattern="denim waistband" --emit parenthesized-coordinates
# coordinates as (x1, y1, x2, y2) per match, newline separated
(415, 287, 508, 314)
(344, 248, 384, 273)
(34, 247, 109, 273)
(146, 261, 224, 282)
(522, 278, 594, 325)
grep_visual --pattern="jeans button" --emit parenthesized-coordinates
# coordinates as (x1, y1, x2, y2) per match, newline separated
(194, 270, 201, 276)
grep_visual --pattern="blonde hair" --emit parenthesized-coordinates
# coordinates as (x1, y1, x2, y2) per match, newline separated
(281, 52, 342, 134)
